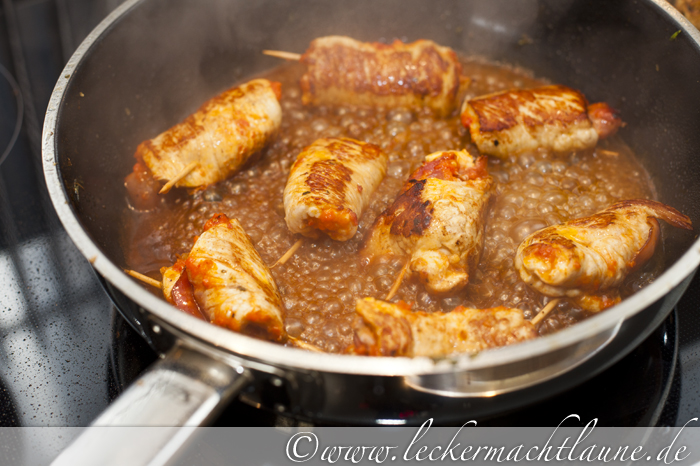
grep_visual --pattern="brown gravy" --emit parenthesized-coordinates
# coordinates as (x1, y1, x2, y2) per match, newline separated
(124, 58, 657, 353)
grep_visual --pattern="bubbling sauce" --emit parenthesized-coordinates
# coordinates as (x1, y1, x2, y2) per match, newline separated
(125, 59, 656, 352)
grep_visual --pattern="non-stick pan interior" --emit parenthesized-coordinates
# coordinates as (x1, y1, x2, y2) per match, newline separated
(55, 0, 700, 289)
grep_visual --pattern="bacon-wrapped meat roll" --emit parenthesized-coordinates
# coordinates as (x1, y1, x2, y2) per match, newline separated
(460, 84, 622, 158)
(161, 258, 204, 321)
(299, 36, 468, 117)
(160, 213, 285, 341)
(348, 298, 536, 357)
(362, 150, 493, 294)
(125, 79, 282, 208)
(283, 137, 388, 241)
(514, 200, 693, 312)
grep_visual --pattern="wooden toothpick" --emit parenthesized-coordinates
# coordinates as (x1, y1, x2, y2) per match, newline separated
(124, 269, 162, 289)
(159, 161, 198, 194)
(385, 259, 411, 301)
(531, 298, 561, 326)
(271, 238, 304, 268)
(263, 50, 302, 61)
(288, 336, 322, 352)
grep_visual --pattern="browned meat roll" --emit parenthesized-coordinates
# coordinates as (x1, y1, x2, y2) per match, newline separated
(283, 137, 388, 241)
(299, 36, 468, 117)
(361, 149, 493, 294)
(125, 79, 282, 208)
(514, 200, 693, 312)
(348, 298, 536, 357)
(160, 213, 285, 341)
(460, 84, 622, 158)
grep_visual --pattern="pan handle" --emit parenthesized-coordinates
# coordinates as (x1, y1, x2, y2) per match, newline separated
(51, 344, 251, 466)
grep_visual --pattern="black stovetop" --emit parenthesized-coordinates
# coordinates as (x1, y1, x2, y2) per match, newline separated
(0, 0, 699, 429)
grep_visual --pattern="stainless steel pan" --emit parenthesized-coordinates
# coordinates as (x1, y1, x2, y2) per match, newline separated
(43, 0, 700, 463)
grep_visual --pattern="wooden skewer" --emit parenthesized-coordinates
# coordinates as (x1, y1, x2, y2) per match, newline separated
(263, 50, 301, 61)
(125, 269, 162, 289)
(271, 238, 304, 268)
(159, 161, 198, 194)
(288, 336, 323, 352)
(531, 298, 561, 326)
(385, 259, 411, 301)
(598, 149, 619, 157)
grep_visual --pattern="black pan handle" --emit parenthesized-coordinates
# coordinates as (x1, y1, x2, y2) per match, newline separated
(51, 344, 251, 466)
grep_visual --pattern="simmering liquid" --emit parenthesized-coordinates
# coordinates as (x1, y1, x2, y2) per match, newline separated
(124, 59, 656, 352)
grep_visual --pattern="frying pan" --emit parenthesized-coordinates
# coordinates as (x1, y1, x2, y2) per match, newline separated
(43, 0, 700, 463)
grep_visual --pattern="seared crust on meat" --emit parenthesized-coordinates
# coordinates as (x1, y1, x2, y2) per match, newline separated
(300, 36, 468, 117)
(587, 102, 622, 139)
(386, 180, 434, 238)
(284, 137, 388, 241)
(348, 298, 536, 357)
(180, 213, 285, 341)
(136, 79, 282, 190)
(460, 85, 621, 158)
(362, 150, 492, 293)
(514, 199, 692, 311)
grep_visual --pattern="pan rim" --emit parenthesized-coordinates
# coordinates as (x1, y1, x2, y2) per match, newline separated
(41, 0, 700, 377)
